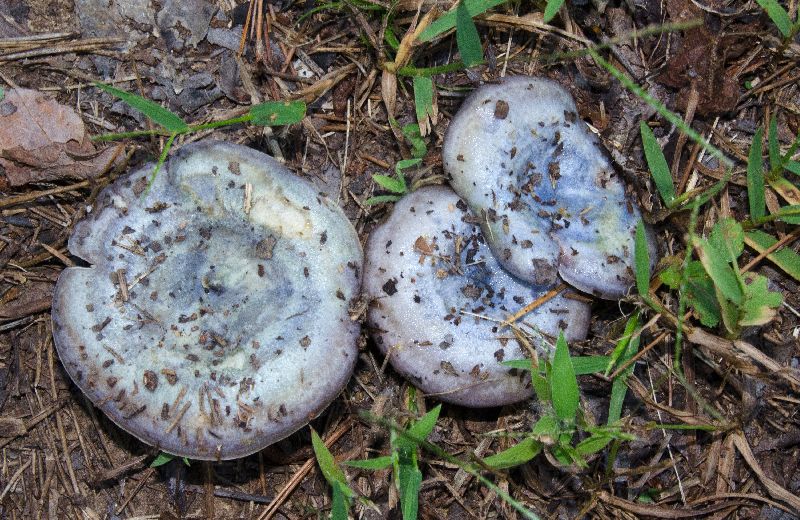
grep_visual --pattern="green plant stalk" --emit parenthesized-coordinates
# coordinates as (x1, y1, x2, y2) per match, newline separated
(361, 412, 541, 520)
(396, 61, 468, 77)
(93, 114, 255, 142)
(588, 49, 732, 169)
(673, 199, 703, 373)
(144, 133, 177, 196)
(643, 422, 722, 431)
(766, 131, 800, 182)
(549, 20, 703, 63)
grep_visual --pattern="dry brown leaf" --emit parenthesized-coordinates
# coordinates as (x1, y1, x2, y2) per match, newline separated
(0, 88, 123, 186)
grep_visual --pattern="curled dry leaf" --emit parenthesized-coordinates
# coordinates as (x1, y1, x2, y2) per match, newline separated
(0, 88, 124, 186)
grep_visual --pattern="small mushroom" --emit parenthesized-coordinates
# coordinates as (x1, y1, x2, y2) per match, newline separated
(443, 76, 655, 299)
(52, 141, 362, 460)
(364, 186, 590, 407)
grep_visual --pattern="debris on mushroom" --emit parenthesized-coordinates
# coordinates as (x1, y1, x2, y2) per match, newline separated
(51, 141, 362, 460)
(443, 76, 656, 299)
(364, 186, 591, 407)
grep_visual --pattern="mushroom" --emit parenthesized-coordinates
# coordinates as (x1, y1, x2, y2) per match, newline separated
(364, 186, 590, 407)
(443, 76, 655, 299)
(52, 141, 362, 460)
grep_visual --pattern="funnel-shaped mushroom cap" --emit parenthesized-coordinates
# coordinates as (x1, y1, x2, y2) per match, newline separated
(52, 141, 362, 460)
(443, 76, 656, 299)
(364, 186, 590, 407)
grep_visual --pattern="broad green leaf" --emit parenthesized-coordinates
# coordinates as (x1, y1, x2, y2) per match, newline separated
(456, 1, 483, 67)
(150, 453, 174, 467)
(747, 126, 766, 220)
(413, 76, 435, 131)
(311, 428, 349, 492)
(550, 332, 579, 422)
(686, 271, 722, 328)
(345, 456, 394, 470)
(659, 263, 681, 289)
(634, 220, 651, 297)
(756, 0, 793, 37)
(94, 82, 188, 133)
(0, 87, 4, 101)
(739, 273, 782, 326)
(709, 218, 745, 259)
(372, 174, 407, 194)
(744, 230, 800, 281)
(543, 0, 565, 23)
(575, 434, 614, 457)
(418, 0, 508, 42)
(482, 438, 542, 469)
(697, 237, 743, 305)
(785, 160, 800, 176)
(640, 120, 675, 207)
(365, 194, 402, 205)
(716, 284, 741, 335)
(398, 463, 422, 520)
(331, 483, 349, 520)
(249, 100, 306, 126)
(768, 117, 781, 172)
(660, 260, 721, 326)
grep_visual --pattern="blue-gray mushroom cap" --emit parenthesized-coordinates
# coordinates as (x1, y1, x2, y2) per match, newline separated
(52, 141, 363, 460)
(364, 186, 590, 407)
(443, 76, 656, 299)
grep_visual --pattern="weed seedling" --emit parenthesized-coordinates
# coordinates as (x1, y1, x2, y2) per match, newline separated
(92, 82, 306, 193)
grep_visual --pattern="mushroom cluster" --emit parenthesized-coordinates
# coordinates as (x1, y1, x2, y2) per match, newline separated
(365, 76, 655, 406)
(52, 141, 362, 460)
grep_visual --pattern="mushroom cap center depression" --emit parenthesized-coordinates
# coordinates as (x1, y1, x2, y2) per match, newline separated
(52, 141, 362, 460)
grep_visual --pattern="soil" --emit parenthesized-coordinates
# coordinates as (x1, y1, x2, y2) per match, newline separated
(1, 0, 799, 518)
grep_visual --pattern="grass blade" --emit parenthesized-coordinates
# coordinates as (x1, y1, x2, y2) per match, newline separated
(639, 121, 675, 207)
(372, 174, 407, 194)
(550, 332, 579, 422)
(456, 1, 483, 67)
(634, 220, 651, 298)
(331, 483, 349, 520)
(502, 355, 610, 375)
(756, 0, 793, 37)
(747, 127, 766, 220)
(94, 82, 188, 133)
(310, 428, 349, 493)
(482, 438, 542, 470)
(607, 317, 640, 425)
(745, 230, 800, 282)
(398, 464, 422, 520)
(407, 404, 442, 440)
(543, 0, 565, 23)
(418, 0, 508, 42)
(345, 456, 394, 470)
(768, 116, 781, 173)
(365, 194, 402, 205)
(249, 100, 306, 126)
